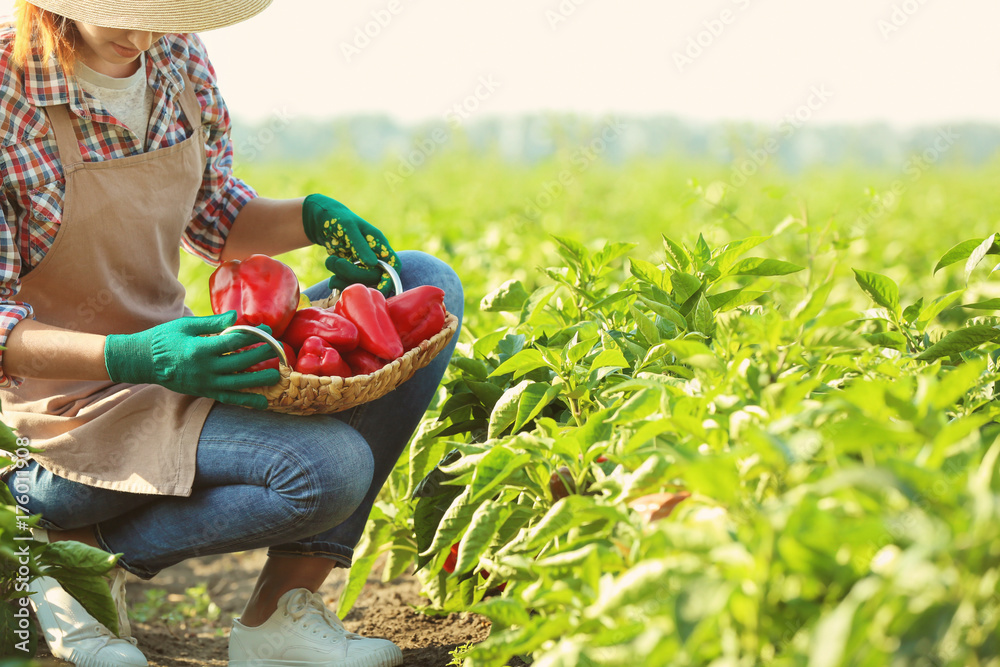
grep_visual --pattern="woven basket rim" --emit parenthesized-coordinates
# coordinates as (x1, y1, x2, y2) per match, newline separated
(246, 293, 457, 415)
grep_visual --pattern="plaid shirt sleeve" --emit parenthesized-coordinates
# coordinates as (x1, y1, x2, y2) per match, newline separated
(177, 34, 258, 267)
(0, 191, 33, 388)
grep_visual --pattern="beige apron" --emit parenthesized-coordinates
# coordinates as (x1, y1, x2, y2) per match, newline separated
(0, 72, 215, 497)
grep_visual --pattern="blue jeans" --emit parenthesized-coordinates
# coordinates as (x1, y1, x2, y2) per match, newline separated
(5, 251, 463, 579)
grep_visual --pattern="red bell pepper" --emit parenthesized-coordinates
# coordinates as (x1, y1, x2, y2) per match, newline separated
(444, 542, 507, 592)
(244, 341, 297, 373)
(333, 285, 404, 361)
(443, 543, 459, 573)
(281, 307, 359, 352)
(629, 491, 691, 523)
(210, 254, 300, 338)
(342, 348, 387, 376)
(294, 336, 353, 377)
(480, 568, 507, 593)
(386, 285, 446, 351)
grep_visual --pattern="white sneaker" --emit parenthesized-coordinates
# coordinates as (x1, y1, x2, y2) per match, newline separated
(32, 526, 134, 641)
(31, 526, 136, 641)
(28, 575, 148, 667)
(229, 588, 403, 667)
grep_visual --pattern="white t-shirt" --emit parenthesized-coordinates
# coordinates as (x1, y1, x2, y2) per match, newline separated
(74, 53, 154, 149)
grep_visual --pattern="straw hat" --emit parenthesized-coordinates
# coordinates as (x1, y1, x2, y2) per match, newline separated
(27, 0, 272, 32)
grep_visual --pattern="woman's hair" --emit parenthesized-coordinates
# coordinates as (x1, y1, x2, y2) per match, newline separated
(11, 0, 77, 73)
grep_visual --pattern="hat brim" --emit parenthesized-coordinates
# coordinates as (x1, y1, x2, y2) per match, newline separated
(27, 0, 272, 32)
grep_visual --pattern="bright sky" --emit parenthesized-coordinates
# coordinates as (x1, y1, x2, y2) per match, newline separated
(2, 0, 998, 128)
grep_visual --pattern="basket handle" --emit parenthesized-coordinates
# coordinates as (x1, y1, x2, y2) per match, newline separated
(221, 325, 289, 366)
(377, 259, 403, 297)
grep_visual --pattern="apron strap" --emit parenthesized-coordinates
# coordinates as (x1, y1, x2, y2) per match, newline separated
(44, 69, 204, 170)
(45, 104, 84, 170)
(175, 71, 203, 137)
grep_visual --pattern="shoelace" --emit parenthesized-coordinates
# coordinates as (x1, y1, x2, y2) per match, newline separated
(87, 621, 119, 649)
(284, 589, 362, 641)
(106, 568, 137, 646)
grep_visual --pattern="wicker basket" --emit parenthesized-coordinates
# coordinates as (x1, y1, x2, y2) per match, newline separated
(223, 272, 457, 415)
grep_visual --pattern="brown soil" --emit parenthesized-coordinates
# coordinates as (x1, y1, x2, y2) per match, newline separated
(32, 550, 503, 666)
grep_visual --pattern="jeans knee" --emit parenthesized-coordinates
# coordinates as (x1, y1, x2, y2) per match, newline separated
(292, 428, 374, 533)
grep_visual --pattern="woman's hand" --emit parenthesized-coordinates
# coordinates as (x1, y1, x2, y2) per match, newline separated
(301, 194, 402, 296)
(103, 312, 280, 410)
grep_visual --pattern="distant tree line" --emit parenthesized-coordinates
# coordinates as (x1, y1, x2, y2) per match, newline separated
(230, 113, 1000, 170)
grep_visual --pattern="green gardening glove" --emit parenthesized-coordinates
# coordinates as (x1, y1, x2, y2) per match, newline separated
(301, 193, 402, 297)
(104, 311, 280, 410)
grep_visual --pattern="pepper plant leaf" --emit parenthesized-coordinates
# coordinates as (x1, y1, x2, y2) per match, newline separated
(852, 269, 901, 317)
(934, 235, 1000, 274)
(914, 325, 1000, 361)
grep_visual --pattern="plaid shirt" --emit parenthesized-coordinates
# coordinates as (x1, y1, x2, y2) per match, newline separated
(0, 27, 258, 387)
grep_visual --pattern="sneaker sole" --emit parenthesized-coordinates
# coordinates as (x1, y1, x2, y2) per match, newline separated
(229, 644, 403, 667)
(61, 646, 148, 667)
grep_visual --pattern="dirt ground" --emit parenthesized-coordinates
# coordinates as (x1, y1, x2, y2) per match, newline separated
(32, 550, 507, 666)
